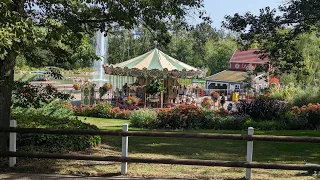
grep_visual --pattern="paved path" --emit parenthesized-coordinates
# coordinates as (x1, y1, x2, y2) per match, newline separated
(0, 173, 194, 180)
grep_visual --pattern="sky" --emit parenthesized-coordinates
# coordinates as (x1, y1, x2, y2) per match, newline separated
(197, 0, 285, 29)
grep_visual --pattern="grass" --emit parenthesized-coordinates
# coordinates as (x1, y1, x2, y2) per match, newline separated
(79, 117, 320, 164)
(77, 117, 320, 179)
(2, 116, 320, 179)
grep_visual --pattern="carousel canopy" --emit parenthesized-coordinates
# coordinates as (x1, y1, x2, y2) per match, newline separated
(114, 48, 197, 71)
(103, 48, 206, 79)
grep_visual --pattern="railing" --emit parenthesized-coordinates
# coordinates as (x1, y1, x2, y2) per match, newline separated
(1, 120, 320, 180)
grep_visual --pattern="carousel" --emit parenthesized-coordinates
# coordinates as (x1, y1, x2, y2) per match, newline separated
(103, 48, 206, 108)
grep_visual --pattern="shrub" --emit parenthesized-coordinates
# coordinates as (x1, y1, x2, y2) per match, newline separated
(108, 107, 131, 119)
(210, 91, 220, 101)
(125, 96, 140, 105)
(291, 87, 320, 107)
(103, 82, 113, 91)
(243, 118, 283, 130)
(216, 108, 229, 116)
(270, 85, 320, 106)
(11, 114, 101, 151)
(12, 81, 72, 108)
(199, 88, 205, 97)
(73, 83, 81, 90)
(73, 101, 111, 118)
(201, 97, 213, 109)
(130, 109, 157, 128)
(204, 111, 249, 130)
(12, 100, 74, 119)
(291, 103, 320, 129)
(233, 96, 288, 120)
(155, 104, 205, 129)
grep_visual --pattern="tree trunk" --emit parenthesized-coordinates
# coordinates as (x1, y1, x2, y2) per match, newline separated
(0, 52, 17, 150)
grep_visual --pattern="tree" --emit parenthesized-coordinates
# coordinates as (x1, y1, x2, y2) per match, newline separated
(223, 0, 320, 76)
(295, 31, 320, 85)
(0, 0, 209, 149)
(15, 35, 97, 69)
(204, 33, 237, 74)
(191, 22, 217, 67)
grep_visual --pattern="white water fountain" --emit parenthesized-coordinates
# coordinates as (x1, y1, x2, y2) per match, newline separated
(92, 31, 108, 87)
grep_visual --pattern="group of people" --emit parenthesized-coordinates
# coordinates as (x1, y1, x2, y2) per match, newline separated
(177, 85, 199, 104)
(178, 85, 200, 97)
(210, 92, 233, 110)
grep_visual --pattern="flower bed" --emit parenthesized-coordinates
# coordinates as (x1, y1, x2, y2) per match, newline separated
(210, 91, 220, 102)
(291, 103, 320, 129)
(201, 97, 213, 109)
(103, 82, 112, 91)
(154, 104, 206, 129)
(73, 83, 81, 90)
(74, 104, 131, 119)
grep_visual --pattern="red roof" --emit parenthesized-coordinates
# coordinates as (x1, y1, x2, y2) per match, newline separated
(230, 49, 269, 64)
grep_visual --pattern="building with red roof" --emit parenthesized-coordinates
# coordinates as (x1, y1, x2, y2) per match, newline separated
(229, 49, 269, 71)
(205, 49, 278, 98)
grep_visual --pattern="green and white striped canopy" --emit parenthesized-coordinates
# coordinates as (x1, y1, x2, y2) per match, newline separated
(113, 48, 197, 71)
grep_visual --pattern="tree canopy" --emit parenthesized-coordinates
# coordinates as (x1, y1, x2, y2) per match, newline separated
(0, 0, 210, 149)
(223, 0, 320, 76)
(107, 25, 237, 76)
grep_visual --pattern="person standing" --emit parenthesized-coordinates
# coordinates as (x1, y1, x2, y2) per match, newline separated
(220, 93, 226, 109)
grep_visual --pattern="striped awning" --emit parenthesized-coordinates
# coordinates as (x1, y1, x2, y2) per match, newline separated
(113, 48, 197, 71)
(103, 48, 205, 79)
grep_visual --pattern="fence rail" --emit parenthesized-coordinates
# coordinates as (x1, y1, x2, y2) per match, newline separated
(0, 151, 319, 171)
(1, 127, 320, 143)
(1, 121, 320, 180)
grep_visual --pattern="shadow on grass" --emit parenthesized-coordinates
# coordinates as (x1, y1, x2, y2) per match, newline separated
(0, 157, 60, 174)
(100, 134, 320, 164)
(0, 172, 247, 180)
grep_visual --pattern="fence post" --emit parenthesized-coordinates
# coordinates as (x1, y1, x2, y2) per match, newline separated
(121, 123, 128, 175)
(246, 127, 254, 180)
(9, 120, 17, 167)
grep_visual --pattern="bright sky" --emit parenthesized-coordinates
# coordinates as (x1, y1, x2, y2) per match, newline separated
(199, 0, 285, 29)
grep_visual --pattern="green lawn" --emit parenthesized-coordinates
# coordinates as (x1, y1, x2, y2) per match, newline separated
(79, 116, 320, 164)
(69, 117, 320, 179)
(4, 116, 318, 179)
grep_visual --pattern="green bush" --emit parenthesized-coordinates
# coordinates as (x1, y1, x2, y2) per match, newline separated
(155, 105, 206, 129)
(270, 86, 320, 107)
(12, 81, 72, 108)
(73, 101, 112, 118)
(108, 107, 131, 119)
(130, 109, 157, 128)
(12, 100, 74, 119)
(233, 96, 288, 121)
(243, 118, 283, 130)
(290, 87, 320, 107)
(290, 104, 320, 130)
(12, 113, 101, 151)
(204, 111, 249, 130)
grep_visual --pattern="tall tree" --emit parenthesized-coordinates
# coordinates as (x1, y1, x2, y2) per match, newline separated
(223, 0, 320, 76)
(0, 0, 209, 149)
(191, 22, 217, 67)
(205, 34, 237, 74)
(107, 23, 236, 76)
